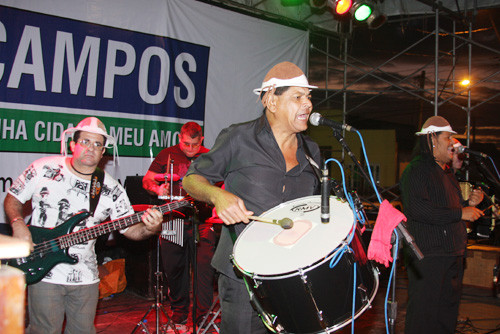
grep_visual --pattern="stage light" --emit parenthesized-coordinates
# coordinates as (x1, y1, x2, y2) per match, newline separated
(460, 79, 471, 86)
(334, 0, 353, 15)
(353, 3, 372, 21)
(351, 0, 386, 29)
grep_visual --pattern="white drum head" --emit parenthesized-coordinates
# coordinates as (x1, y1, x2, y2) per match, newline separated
(233, 195, 354, 276)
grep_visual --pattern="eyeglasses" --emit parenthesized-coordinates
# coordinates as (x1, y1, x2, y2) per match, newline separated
(181, 142, 201, 149)
(77, 139, 105, 149)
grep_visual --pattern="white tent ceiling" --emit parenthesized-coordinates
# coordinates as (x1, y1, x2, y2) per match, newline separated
(200, 0, 500, 35)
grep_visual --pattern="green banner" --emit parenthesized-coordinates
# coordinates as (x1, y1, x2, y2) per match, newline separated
(0, 108, 189, 157)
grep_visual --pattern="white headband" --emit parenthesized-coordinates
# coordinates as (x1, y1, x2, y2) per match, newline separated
(415, 125, 456, 136)
(253, 74, 317, 95)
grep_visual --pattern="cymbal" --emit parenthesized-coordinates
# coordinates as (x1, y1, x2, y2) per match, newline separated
(153, 173, 181, 182)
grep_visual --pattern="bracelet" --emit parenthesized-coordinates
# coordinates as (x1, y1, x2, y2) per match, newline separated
(10, 217, 25, 224)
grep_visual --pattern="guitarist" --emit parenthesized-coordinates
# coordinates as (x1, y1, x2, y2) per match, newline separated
(4, 117, 163, 334)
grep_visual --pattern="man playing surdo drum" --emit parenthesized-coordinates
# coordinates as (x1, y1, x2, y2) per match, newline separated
(183, 61, 321, 333)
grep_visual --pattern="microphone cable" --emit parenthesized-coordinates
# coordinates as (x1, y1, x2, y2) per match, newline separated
(324, 157, 362, 334)
(354, 129, 383, 204)
(325, 158, 367, 227)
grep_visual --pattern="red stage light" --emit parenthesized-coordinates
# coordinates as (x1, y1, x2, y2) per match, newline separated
(335, 0, 353, 15)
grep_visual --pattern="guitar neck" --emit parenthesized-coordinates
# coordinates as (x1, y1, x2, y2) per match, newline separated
(59, 200, 189, 248)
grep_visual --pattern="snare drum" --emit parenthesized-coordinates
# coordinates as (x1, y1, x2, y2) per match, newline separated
(232, 195, 379, 334)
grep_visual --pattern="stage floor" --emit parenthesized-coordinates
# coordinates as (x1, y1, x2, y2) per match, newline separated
(93, 264, 500, 334)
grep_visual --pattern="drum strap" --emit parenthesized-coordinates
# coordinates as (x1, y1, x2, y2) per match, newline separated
(300, 133, 321, 181)
(228, 225, 238, 244)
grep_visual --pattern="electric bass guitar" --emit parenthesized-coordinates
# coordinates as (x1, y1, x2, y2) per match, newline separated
(7, 199, 191, 285)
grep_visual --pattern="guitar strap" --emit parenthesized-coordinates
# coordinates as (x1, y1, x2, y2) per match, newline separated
(89, 167, 105, 216)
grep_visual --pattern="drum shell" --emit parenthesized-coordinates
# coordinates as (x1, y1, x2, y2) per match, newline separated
(232, 195, 379, 334)
(241, 230, 378, 334)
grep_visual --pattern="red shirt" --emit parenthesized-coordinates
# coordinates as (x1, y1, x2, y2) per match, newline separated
(149, 144, 209, 197)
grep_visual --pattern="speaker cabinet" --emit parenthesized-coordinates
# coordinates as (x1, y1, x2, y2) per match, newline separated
(124, 176, 158, 206)
(119, 236, 158, 300)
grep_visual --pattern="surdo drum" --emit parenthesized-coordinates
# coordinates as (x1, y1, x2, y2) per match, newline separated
(232, 195, 379, 334)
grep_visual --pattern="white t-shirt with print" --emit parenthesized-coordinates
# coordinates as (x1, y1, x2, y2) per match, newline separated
(9, 156, 134, 285)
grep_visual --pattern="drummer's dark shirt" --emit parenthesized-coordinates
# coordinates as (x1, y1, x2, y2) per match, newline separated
(186, 114, 321, 278)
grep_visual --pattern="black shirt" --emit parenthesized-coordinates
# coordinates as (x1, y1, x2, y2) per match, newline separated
(186, 114, 321, 277)
(400, 155, 466, 257)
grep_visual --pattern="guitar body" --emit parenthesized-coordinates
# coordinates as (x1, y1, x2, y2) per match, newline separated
(7, 199, 190, 285)
(8, 211, 91, 285)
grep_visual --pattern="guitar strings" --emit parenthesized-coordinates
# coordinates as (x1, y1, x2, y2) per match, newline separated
(21, 200, 189, 261)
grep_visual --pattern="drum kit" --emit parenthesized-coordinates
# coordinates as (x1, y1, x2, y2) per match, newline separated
(153, 170, 217, 334)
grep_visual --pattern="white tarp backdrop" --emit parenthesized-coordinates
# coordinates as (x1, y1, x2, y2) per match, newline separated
(0, 0, 309, 224)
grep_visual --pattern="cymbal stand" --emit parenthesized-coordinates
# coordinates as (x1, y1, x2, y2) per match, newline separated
(192, 207, 200, 334)
(131, 233, 179, 334)
(163, 160, 176, 236)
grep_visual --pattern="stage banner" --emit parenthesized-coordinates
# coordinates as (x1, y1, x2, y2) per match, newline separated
(0, 0, 309, 224)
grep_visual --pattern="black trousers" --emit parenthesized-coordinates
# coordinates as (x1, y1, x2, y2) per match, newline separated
(160, 221, 216, 320)
(218, 274, 269, 334)
(405, 255, 464, 334)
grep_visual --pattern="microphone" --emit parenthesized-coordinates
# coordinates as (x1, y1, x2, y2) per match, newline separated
(154, 173, 181, 182)
(309, 112, 357, 132)
(321, 165, 330, 223)
(457, 146, 488, 159)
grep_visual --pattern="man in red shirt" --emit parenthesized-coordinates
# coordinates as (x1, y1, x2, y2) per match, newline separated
(143, 122, 216, 327)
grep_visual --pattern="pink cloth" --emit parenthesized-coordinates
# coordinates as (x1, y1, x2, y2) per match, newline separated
(367, 200, 407, 267)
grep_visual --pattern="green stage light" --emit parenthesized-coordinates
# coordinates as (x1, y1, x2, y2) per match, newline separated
(354, 3, 372, 21)
(350, 0, 387, 29)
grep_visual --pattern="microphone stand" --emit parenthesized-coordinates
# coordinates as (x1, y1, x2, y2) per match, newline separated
(330, 129, 423, 333)
(330, 130, 423, 259)
(476, 158, 500, 189)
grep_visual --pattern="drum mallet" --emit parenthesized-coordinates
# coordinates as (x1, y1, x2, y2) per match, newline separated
(248, 216, 294, 229)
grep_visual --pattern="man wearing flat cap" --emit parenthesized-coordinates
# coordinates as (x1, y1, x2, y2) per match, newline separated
(400, 115, 484, 334)
(183, 61, 321, 333)
(4, 117, 163, 334)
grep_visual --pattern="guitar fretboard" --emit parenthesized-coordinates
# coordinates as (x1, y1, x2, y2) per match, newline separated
(58, 200, 189, 249)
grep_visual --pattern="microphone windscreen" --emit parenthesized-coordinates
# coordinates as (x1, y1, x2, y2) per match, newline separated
(309, 112, 321, 126)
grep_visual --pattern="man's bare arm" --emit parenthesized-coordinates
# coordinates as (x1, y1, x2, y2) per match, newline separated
(183, 174, 253, 225)
(143, 170, 168, 196)
(4, 193, 34, 249)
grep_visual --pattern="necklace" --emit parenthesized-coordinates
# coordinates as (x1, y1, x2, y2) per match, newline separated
(70, 160, 94, 176)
